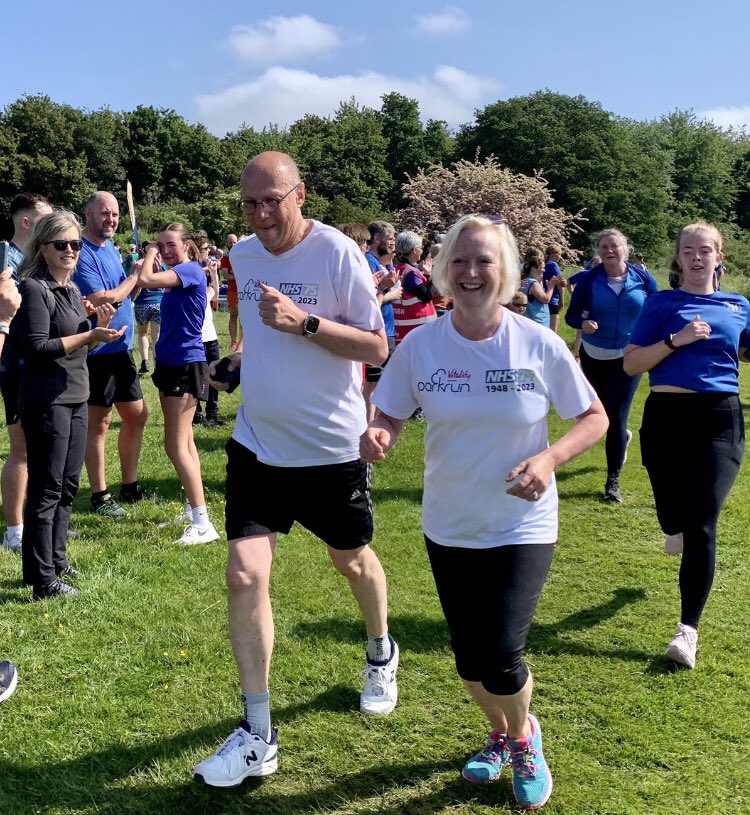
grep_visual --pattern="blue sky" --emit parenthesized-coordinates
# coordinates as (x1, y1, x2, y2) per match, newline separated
(4, 0, 749, 135)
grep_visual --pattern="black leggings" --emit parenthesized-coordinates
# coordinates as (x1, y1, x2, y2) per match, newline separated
(640, 392, 744, 628)
(425, 536, 555, 696)
(580, 348, 641, 477)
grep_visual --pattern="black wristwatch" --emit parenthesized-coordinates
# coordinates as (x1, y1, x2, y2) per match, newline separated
(664, 334, 678, 351)
(302, 314, 320, 336)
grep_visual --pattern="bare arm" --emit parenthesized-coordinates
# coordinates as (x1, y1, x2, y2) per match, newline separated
(529, 278, 561, 305)
(360, 412, 407, 462)
(136, 247, 182, 289)
(505, 400, 608, 502)
(85, 273, 139, 306)
(258, 283, 388, 365)
(623, 315, 710, 376)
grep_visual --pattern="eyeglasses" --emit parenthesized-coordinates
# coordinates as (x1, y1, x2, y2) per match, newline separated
(46, 240, 83, 251)
(240, 183, 301, 215)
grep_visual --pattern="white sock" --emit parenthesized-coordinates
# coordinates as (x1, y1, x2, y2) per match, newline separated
(6, 524, 23, 537)
(191, 505, 210, 527)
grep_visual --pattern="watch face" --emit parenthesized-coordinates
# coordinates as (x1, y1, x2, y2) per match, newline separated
(304, 315, 320, 335)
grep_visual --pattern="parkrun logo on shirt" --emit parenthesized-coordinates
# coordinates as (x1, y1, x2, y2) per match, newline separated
(239, 278, 266, 302)
(417, 368, 471, 393)
(485, 369, 535, 384)
(725, 302, 742, 314)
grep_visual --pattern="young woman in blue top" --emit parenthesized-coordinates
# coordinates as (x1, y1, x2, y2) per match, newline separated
(519, 255, 563, 328)
(624, 221, 750, 669)
(566, 229, 658, 502)
(137, 223, 219, 545)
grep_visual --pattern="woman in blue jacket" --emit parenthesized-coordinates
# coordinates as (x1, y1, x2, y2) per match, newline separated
(566, 229, 657, 502)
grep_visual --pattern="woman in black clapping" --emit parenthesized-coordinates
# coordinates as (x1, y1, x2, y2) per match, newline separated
(17, 210, 123, 600)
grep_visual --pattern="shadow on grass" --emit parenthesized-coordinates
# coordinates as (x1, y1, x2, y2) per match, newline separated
(0, 705, 505, 815)
(554, 464, 599, 482)
(529, 587, 651, 661)
(296, 588, 651, 662)
(371, 486, 424, 504)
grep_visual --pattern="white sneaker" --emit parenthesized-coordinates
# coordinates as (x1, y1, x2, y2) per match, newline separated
(2, 530, 22, 554)
(623, 429, 633, 464)
(665, 623, 697, 668)
(175, 523, 220, 545)
(158, 506, 192, 529)
(360, 637, 399, 715)
(664, 532, 683, 556)
(194, 724, 278, 787)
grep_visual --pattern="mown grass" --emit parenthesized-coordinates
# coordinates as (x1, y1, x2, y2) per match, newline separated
(1, 303, 749, 815)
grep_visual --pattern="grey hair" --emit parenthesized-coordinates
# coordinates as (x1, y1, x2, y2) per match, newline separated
(395, 230, 422, 263)
(594, 228, 631, 259)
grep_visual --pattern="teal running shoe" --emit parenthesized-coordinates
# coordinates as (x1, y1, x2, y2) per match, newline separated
(508, 714, 553, 809)
(462, 729, 510, 784)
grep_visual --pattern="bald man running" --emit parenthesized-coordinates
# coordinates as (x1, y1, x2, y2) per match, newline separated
(193, 152, 399, 788)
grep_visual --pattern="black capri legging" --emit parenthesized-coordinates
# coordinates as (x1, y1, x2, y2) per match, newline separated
(425, 536, 555, 696)
(640, 391, 744, 628)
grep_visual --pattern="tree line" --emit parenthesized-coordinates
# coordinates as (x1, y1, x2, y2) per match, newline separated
(1, 91, 748, 270)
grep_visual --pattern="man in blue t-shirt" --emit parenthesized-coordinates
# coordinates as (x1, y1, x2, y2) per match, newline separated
(363, 221, 400, 422)
(1, 193, 52, 555)
(73, 191, 148, 516)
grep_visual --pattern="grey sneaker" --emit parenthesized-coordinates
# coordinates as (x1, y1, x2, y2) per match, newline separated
(604, 475, 622, 503)
(91, 493, 127, 517)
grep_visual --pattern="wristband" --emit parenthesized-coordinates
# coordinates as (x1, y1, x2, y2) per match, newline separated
(664, 334, 677, 351)
(0, 324, 9, 336)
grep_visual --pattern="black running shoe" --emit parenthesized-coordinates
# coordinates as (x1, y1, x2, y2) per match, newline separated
(32, 580, 80, 601)
(119, 484, 149, 504)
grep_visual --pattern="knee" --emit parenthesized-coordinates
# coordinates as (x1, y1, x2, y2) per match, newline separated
(329, 547, 369, 580)
(226, 557, 269, 597)
(481, 654, 529, 696)
(90, 413, 112, 436)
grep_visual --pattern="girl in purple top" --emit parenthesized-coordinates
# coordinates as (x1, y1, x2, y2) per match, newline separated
(137, 223, 219, 545)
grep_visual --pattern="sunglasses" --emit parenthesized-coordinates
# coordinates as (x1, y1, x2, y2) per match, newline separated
(46, 240, 83, 251)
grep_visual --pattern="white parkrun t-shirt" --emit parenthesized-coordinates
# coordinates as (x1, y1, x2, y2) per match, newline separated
(373, 310, 597, 549)
(230, 220, 384, 467)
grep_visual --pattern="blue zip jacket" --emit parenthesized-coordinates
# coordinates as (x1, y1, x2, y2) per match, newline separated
(565, 263, 658, 350)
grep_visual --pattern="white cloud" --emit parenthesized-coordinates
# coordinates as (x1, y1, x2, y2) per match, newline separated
(195, 65, 498, 135)
(228, 15, 341, 65)
(416, 6, 470, 34)
(699, 105, 750, 132)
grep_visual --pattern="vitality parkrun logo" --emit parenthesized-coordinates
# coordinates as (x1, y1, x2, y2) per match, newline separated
(417, 368, 471, 393)
(239, 279, 319, 305)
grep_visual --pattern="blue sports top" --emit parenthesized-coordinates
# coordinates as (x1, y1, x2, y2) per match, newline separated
(154, 261, 207, 366)
(543, 260, 562, 307)
(365, 251, 395, 338)
(73, 238, 134, 354)
(566, 263, 658, 350)
(629, 289, 750, 393)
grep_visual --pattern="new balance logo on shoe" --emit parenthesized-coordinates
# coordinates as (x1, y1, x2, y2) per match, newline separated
(245, 751, 258, 765)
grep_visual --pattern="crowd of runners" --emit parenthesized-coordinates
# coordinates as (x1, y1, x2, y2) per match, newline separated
(1, 151, 748, 810)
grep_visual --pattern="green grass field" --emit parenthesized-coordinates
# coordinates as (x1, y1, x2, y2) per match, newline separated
(1, 301, 749, 815)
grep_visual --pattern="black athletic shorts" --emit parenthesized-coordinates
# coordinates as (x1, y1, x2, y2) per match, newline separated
(364, 335, 396, 383)
(224, 437, 373, 549)
(152, 361, 208, 401)
(548, 303, 561, 316)
(87, 350, 143, 407)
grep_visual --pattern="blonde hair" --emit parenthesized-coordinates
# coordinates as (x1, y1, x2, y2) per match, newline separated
(432, 215, 520, 305)
(670, 221, 723, 273)
(19, 209, 81, 281)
